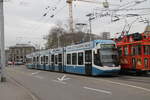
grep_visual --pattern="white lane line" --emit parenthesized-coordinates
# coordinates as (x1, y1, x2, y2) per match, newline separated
(99, 79, 150, 92)
(52, 80, 67, 84)
(33, 75, 44, 79)
(83, 86, 112, 95)
(31, 71, 41, 75)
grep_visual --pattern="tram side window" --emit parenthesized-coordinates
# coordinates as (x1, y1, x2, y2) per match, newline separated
(43, 56, 46, 64)
(51, 55, 54, 66)
(132, 46, 136, 55)
(137, 46, 141, 55)
(144, 58, 148, 68)
(33, 57, 36, 63)
(41, 56, 44, 64)
(132, 46, 141, 55)
(36, 57, 39, 63)
(45, 56, 48, 64)
(124, 46, 128, 56)
(55, 55, 58, 65)
(58, 54, 62, 62)
(94, 49, 101, 66)
(78, 52, 83, 65)
(72, 53, 77, 65)
(144, 46, 150, 55)
(67, 54, 71, 65)
(118, 47, 122, 56)
(51, 55, 54, 63)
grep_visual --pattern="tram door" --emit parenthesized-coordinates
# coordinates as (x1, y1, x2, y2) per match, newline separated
(85, 50, 92, 75)
(58, 54, 63, 72)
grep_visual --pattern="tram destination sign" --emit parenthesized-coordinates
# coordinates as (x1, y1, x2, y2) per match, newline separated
(66, 42, 93, 52)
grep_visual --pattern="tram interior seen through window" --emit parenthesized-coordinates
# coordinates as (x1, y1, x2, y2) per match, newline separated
(67, 54, 71, 65)
(78, 52, 83, 65)
(94, 49, 101, 66)
(72, 53, 77, 65)
(144, 45, 150, 55)
(131, 45, 141, 55)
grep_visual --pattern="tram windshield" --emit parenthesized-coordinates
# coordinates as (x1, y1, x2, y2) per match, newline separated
(94, 48, 119, 67)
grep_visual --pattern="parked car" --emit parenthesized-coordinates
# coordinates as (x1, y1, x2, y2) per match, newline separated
(7, 61, 13, 65)
(15, 61, 24, 65)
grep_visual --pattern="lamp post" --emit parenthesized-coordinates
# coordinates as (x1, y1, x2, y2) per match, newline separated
(75, 23, 87, 32)
(86, 13, 95, 41)
(0, 0, 6, 82)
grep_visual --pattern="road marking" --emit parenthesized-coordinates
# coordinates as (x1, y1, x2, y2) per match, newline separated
(83, 86, 112, 95)
(52, 80, 67, 84)
(57, 75, 71, 81)
(33, 75, 44, 79)
(31, 71, 41, 75)
(99, 79, 150, 92)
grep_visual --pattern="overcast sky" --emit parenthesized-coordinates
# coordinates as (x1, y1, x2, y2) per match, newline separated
(4, 0, 150, 48)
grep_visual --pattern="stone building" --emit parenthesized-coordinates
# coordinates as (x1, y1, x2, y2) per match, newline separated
(101, 32, 110, 40)
(8, 44, 35, 63)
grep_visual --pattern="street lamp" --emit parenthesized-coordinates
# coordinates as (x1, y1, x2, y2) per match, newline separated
(75, 23, 87, 32)
(0, 0, 6, 82)
(86, 13, 95, 41)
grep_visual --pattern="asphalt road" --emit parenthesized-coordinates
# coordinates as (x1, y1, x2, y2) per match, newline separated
(6, 65, 150, 100)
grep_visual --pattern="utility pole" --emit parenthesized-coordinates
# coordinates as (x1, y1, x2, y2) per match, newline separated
(86, 13, 95, 41)
(0, 0, 6, 82)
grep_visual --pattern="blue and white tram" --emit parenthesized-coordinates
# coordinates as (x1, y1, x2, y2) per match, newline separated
(26, 40, 120, 76)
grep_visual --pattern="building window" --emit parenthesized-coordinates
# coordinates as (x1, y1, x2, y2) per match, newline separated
(72, 53, 77, 65)
(67, 54, 71, 65)
(78, 52, 83, 65)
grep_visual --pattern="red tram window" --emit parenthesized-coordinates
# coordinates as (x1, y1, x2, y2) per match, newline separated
(132, 58, 136, 69)
(144, 58, 148, 68)
(124, 46, 128, 56)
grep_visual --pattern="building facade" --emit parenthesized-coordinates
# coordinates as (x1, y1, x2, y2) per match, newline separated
(8, 44, 35, 63)
(101, 32, 110, 40)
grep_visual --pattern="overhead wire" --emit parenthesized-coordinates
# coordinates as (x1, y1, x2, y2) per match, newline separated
(28, 5, 67, 35)
(24, 0, 65, 36)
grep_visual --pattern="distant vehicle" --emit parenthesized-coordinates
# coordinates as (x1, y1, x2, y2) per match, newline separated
(26, 40, 120, 76)
(7, 61, 13, 65)
(15, 61, 24, 65)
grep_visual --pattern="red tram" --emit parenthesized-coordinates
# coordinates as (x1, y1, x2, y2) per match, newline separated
(116, 32, 150, 74)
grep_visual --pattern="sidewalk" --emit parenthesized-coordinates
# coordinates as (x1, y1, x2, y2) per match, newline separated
(0, 76, 33, 100)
